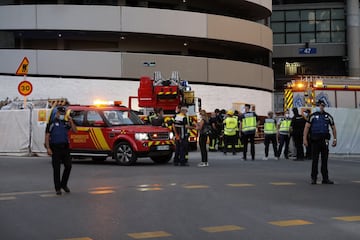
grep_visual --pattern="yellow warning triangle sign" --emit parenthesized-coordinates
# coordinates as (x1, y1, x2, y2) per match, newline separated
(16, 57, 30, 75)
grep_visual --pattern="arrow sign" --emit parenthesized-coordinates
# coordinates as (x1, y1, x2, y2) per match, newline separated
(16, 57, 30, 75)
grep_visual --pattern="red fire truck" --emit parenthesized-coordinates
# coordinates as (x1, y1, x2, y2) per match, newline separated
(129, 71, 201, 150)
(67, 101, 175, 165)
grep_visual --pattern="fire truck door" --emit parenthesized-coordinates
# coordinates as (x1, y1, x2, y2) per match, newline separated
(69, 110, 96, 150)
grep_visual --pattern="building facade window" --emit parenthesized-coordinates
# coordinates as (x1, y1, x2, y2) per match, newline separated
(271, 8, 345, 44)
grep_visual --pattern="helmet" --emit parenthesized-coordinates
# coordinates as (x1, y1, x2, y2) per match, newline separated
(227, 110, 234, 116)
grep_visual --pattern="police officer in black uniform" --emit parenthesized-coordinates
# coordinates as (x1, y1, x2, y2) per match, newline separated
(45, 106, 77, 195)
(303, 100, 337, 185)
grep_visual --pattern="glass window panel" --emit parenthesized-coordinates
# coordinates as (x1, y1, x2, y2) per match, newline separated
(316, 20, 330, 31)
(331, 32, 345, 43)
(0, 31, 15, 48)
(286, 22, 300, 32)
(301, 21, 315, 32)
(0, 0, 16, 5)
(316, 9, 330, 20)
(72, 111, 85, 126)
(331, 8, 344, 19)
(274, 34, 285, 44)
(301, 10, 316, 22)
(272, 11, 284, 21)
(301, 33, 316, 43)
(271, 22, 285, 33)
(316, 32, 330, 43)
(331, 20, 345, 31)
(285, 11, 300, 21)
(286, 33, 300, 44)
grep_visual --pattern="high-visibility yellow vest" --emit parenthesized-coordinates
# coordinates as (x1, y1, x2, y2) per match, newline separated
(234, 115, 239, 131)
(264, 118, 277, 134)
(224, 116, 237, 136)
(242, 112, 257, 133)
(279, 119, 291, 134)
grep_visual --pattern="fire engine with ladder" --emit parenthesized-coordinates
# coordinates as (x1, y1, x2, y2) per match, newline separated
(284, 75, 360, 112)
(129, 71, 201, 150)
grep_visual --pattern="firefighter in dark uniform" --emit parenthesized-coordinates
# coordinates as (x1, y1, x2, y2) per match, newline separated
(173, 106, 190, 166)
(303, 109, 312, 159)
(149, 107, 165, 127)
(45, 106, 77, 195)
(208, 112, 219, 151)
(303, 100, 337, 185)
(291, 107, 306, 160)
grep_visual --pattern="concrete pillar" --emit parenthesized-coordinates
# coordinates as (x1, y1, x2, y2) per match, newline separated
(346, 0, 360, 77)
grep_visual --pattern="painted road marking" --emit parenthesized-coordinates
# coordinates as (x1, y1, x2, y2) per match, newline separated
(352, 181, 360, 184)
(138, 184, 162, 188)
(40, 193, 61, 198)
(137, 188, 163, 192)
(183, 185, 209, 189)
(269, 219, 313, 227)
(227, 183, 255, 187)
(201, 225, 244, 233)
(137, 184, 163, 192)
(88, 190, 115, 195)
(0, 190, 51, 197)
(61, 238, 93, 240)
(333, 216, 360, 222)
(0, 196, 16, 201)
(270, 182, 296, 186)
(88, 186, 117, 194)
(88, 186, 117, 191)
(127, 231, 172, 239)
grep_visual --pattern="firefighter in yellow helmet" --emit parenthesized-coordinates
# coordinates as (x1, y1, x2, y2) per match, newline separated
(223, 109, 238, 155)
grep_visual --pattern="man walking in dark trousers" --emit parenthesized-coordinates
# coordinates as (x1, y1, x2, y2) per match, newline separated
(45, 106, 77, 195)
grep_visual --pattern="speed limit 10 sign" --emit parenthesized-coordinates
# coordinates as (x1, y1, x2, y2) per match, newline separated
(18, 80, 33, 96)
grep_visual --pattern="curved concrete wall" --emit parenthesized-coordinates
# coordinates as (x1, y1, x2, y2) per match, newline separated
(207, 14, 272, 51)
(0, 5, 272, 51)
(0, 75, 273, 116)
(0, 50, 273, 91)
(246, 0, 272, 12)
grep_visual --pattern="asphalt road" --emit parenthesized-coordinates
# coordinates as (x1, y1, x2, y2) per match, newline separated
(1, 145, 360, 240)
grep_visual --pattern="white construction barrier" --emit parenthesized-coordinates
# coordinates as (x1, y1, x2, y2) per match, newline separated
(31, 109, 51, 156)
(0, 107, 358, 156)
(327, 108, 360, 154)
(0, 110, 31, 156)
(0, 108, 50, 156)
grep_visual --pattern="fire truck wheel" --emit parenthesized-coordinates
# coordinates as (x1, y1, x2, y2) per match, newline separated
(114, 142, 137, 166)
(151, 153, 173, 164)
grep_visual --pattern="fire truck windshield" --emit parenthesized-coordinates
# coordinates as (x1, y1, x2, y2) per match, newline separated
(103, 110, 143, 126)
